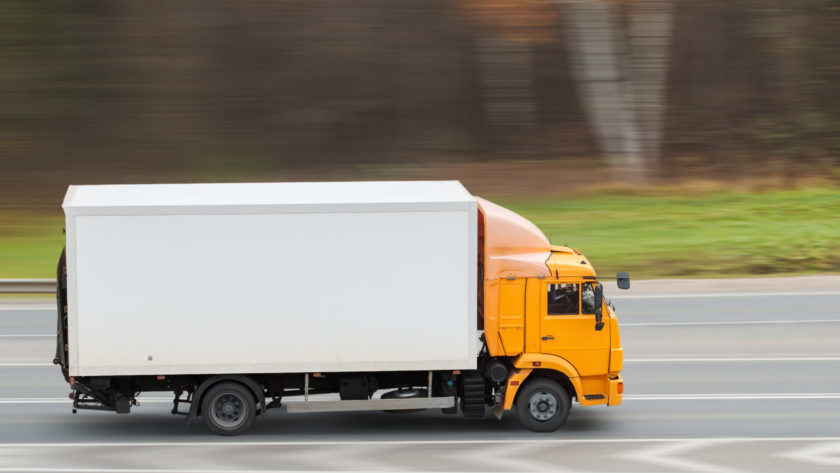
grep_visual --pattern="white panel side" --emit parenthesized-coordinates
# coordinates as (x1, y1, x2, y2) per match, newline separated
(467, 201, 478, 364)
(73, 210, 474, 376)
(65, 215, 80, 376)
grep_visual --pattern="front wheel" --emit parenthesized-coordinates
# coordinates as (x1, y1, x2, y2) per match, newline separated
(515, 379, 571, 432)
(201, 382, 256, 436)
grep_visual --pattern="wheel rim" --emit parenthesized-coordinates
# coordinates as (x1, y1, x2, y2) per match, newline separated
(210, 392, 248, 429)
(527, 390, 559, 422)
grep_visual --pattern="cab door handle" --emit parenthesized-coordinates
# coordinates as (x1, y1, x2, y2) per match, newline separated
(542, 336, 554, 340)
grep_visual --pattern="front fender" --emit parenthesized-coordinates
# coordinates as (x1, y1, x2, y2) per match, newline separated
(502, 353, 584, 410)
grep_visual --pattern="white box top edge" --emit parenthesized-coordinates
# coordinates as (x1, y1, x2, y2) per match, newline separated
(63, 181, 475, 216)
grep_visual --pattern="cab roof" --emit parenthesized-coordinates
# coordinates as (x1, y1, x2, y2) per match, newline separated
(546, 245, 596, 279)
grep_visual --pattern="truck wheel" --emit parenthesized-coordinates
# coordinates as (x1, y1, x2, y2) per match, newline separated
(201, 382, 256, 436)
(516, 379, 570, 432)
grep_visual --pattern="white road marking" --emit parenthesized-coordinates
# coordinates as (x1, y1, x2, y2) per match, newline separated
(625, 393, 840, 400)
(4, 438, 840, 473)
(441, 441, 575, 472)
(0, 306, 53, 312)
(0, 363, 53, 367)
(0, 334, 53, 338)
(0, 437, 840, 473)
(0, 467, 484, 473)
(635, 352, 840, 357)
(780, 441, 840, 467)
(255, 443, 395, 472)
(5, 315, 840, 334)
(623, 319, 840, 327)
(0, 468, 649, 473)
(621, 438, 744, 473)
(612, 291, 840, 299)
(2, 290, 838, 313)
(0, 437, 838, 448)
(7, 316, 839, 335)
(626, 356, 840, 362)
(2, 438, 840, 473)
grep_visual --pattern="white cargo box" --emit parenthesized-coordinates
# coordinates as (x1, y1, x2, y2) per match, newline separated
(63, 181, 477, 377)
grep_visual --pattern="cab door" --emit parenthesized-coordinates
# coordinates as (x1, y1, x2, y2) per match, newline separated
(497, 279, 526, 356)
(540, 281, 609, 376)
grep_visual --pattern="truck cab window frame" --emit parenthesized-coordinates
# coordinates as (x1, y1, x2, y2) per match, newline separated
(547, 283, 580, 315)
(581, 282, 596, 314)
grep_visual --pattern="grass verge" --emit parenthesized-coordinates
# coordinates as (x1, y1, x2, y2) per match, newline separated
(1, 187, 838, 279)
(495, 186, 839, 279)
(0, 212, 65, 279)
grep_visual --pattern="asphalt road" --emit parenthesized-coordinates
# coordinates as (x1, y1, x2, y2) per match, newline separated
(1, 284, 839, 472)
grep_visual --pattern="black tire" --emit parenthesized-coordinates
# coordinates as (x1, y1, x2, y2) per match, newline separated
(201, 382, 256, 436)
(515, 378, 571, 432)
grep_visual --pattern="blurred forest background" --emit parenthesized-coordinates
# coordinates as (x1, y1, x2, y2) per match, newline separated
(1, 0, 838, 278)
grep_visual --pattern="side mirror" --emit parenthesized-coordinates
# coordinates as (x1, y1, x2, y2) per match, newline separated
(594, 283, 604, 331)
(617, 272, 630, 290)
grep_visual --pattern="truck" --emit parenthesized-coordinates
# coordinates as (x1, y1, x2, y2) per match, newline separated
(54, 180, 627, 435)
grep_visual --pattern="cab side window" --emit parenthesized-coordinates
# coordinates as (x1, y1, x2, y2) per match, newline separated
(581, 283, 596, 314)
(547, 283, 579, 315)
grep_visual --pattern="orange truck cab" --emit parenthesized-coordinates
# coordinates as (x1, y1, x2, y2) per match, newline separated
(477, 197, 627, 431)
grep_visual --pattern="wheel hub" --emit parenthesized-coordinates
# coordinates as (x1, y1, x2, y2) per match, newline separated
(211, 393, 246, 428)
(528, 391, 558, 421)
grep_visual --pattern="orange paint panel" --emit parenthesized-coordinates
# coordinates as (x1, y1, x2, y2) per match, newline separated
(498, 279, 526, 356)
(524, 277, 542, 353)
(483, 279, 502, 356)
(476, 197, 551, 280)
(502, 368, 533, 410)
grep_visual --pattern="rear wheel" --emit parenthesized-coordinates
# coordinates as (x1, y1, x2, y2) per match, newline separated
(516, 379, 571, 432)
(201, 382, 256, 436)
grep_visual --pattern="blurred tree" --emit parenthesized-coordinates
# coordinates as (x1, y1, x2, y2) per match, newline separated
(627, 0, 672, 168)
(1, 0, 838, 209)
(564, 0, 672, 182)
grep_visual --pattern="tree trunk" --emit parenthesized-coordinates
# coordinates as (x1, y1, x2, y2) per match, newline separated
(565, 0, 672, 182)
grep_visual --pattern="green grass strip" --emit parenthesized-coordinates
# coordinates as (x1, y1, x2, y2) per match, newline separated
(1, 187, 837, 279)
